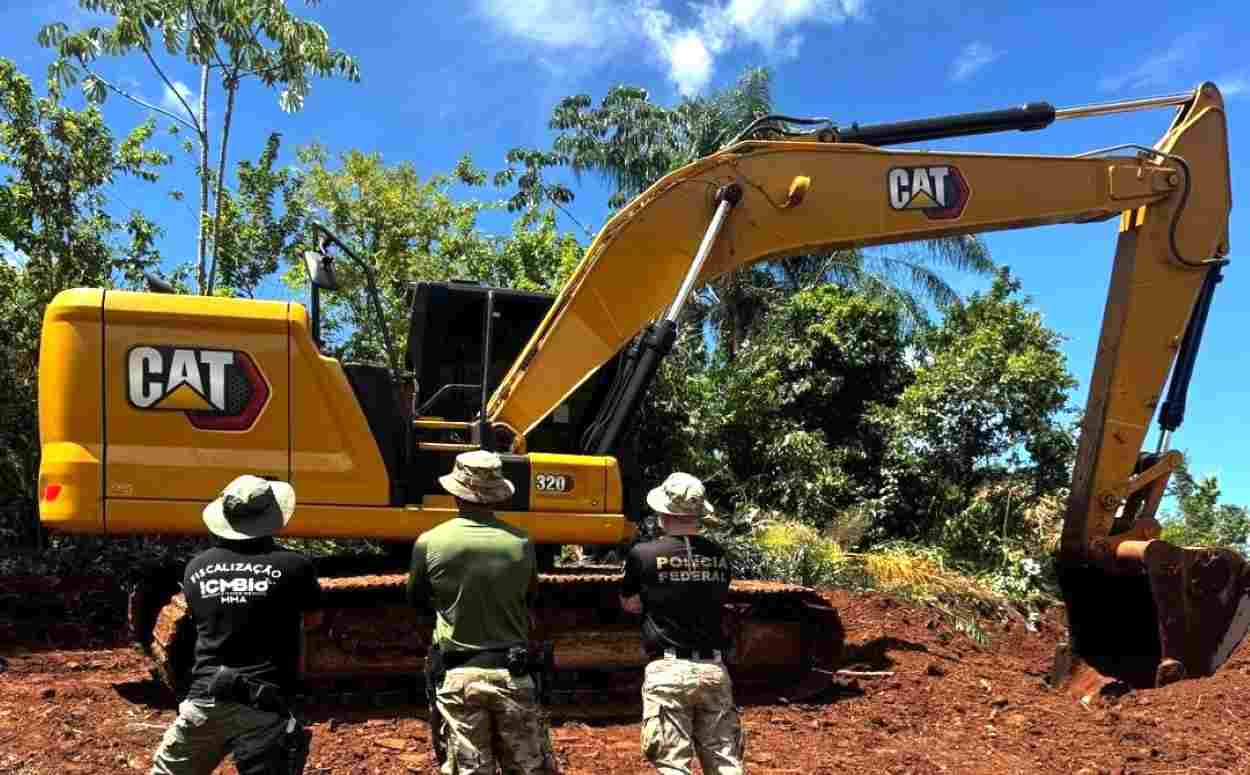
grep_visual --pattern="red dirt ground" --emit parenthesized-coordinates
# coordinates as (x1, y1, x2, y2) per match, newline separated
(2, 577, 1249, 774)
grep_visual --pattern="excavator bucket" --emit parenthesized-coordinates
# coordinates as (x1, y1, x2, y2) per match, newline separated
(1059, 541, 1250, 691)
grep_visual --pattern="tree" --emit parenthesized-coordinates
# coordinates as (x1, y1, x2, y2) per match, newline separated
(211, 132, 307, 298)
(287, 145, 582, 365)
(540, 67, 995, 353)
(719, 286, 913, 521)
(1160, 455, 1250, 552)
(40, 0, 359, 294)
(865, 266, 1080, 550)
(885, 268, 1076, 492)
(634, 285, 913, 533)
(0, 57, 167, 539)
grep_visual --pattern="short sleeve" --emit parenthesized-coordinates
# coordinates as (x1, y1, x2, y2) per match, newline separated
(620, 546, 642, 598)
(407, 539, 432, 609)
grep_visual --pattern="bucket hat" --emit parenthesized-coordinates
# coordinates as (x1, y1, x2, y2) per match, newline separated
(439, 450, 516, 505)
(202, 474, 295, 541)
(646, 472, 714, 518)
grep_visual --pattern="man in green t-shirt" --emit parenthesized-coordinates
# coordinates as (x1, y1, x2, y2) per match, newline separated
(408, 450, 557, 775)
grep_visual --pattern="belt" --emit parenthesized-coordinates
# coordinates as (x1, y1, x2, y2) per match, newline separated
(655, 648, 722, 662)
(441, 649, 512, 671)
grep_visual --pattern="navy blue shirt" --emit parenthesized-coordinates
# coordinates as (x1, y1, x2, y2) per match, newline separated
(621, 534, 731, 654)
(183, 539, 322, 697)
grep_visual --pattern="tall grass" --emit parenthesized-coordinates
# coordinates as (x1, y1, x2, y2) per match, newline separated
(732, 516, 1055, 645)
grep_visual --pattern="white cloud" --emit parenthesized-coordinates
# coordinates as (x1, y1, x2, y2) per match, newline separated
(1219, 72, 1248, 98)
(477, 0, 628, 49)
(161, 80, 195, 119)
(638, 4, 718, 96)
(639, 0, 864, 94)
(1097, 34, 1201, 93)
(949, 42, 1002, 82)
(478, 0, 864, 95)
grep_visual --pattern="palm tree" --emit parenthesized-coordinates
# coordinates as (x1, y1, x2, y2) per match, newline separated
(545, 67, 995, 356)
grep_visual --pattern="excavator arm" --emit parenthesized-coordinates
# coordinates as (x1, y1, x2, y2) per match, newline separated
(489, 83, 1243, 687)
(489, 83, 1230, 540)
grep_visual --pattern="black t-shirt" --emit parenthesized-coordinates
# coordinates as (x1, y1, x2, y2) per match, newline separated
(183, 540, 322, 698)
(620, 534, 732, 655)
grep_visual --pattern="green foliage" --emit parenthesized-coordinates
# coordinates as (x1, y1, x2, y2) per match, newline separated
(286, 145, 582, 365)
(636, 286, 913, 529)
(0, 57, 167, 534)
(549, 67, 773, 209)
(709, 287, 912, 524)
(40, 0, 360, 109)
(638, 262, 1077, 618)
(751, 521, 849, 587)
(0, 535, 211, 580)
(1160, 455, 1250, 552)
(211, 132, 306, 297)
(40, 0, 360, 293)
(873, 267, 1077, 541)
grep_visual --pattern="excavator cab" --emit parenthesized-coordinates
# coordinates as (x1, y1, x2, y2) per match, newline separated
(402, 280, 623, 505)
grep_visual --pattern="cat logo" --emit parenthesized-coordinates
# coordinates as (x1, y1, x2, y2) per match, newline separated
(887, 165, 970, 220)
(126, 345, 270, 431)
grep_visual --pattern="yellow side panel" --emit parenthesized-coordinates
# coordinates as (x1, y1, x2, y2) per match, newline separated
(106, 499, 636, 544)
(38, 289, 105, 532)
(528, 453, 615, 513)
(288, 304, 388, 505)
(103, 291, 290, 503)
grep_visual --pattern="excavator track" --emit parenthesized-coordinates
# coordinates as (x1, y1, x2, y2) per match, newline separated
(144, 567, 844, 717)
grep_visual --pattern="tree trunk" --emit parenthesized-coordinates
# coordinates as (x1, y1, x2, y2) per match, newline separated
(205, 75, 238, 296)
(196, 64, 210, 294)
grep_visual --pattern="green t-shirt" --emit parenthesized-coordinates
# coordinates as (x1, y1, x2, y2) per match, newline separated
(407, 511, 536, 651)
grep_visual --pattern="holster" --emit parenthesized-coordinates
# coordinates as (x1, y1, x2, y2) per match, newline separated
(207, 667, 309, 775)
(207, 666, 290, 716)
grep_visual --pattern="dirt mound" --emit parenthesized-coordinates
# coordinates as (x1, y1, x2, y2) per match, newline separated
(1, 577, 1249, 774)
(0, 575, 127, 651)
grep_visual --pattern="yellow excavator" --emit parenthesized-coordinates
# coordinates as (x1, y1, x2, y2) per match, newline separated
(37, 81, 1244, 706)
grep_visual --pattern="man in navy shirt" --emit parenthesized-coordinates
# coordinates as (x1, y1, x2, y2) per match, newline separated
(149, 475, 322, 775)
(620, 472, 743, 775)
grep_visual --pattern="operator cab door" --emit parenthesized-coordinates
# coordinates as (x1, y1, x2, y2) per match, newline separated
(405, 282, 549, 503)
(405, 282, 621, 504)
(102, 291, 290, 532)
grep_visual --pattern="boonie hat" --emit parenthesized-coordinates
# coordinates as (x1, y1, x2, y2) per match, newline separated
(647, 472, 714, 517)
(202, 474, 296, 541)
(439, 450, 516, 505)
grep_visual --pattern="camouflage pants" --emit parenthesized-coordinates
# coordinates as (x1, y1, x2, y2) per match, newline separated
(640, 658, 744, 775)
(149, 697, 288, 775)
(436, 667, 558, 775)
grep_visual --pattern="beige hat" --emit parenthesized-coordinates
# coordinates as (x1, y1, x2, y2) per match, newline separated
(439, 450, 516, 505)
(647, 472, 714, 518)
(202, 474, 295, 541)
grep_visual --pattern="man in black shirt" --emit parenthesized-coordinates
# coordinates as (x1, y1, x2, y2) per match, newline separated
(149, 475, 322, 775)
(620, 472, 743, 775)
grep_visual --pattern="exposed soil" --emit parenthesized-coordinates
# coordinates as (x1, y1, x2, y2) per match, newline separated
(2, 576, 1249, 774)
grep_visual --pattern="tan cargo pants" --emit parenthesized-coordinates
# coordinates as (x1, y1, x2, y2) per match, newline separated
(436, 666, 558, 775)
(149, 697, 287, 775)
(640, 657, 745, 775)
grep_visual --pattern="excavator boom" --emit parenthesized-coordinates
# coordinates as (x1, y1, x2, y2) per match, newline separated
(484, 82, 1244, 688)
(487, 88, 1229, 450)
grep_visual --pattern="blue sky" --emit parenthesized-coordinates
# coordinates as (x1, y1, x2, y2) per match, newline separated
(3, 0, 1249, 504)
